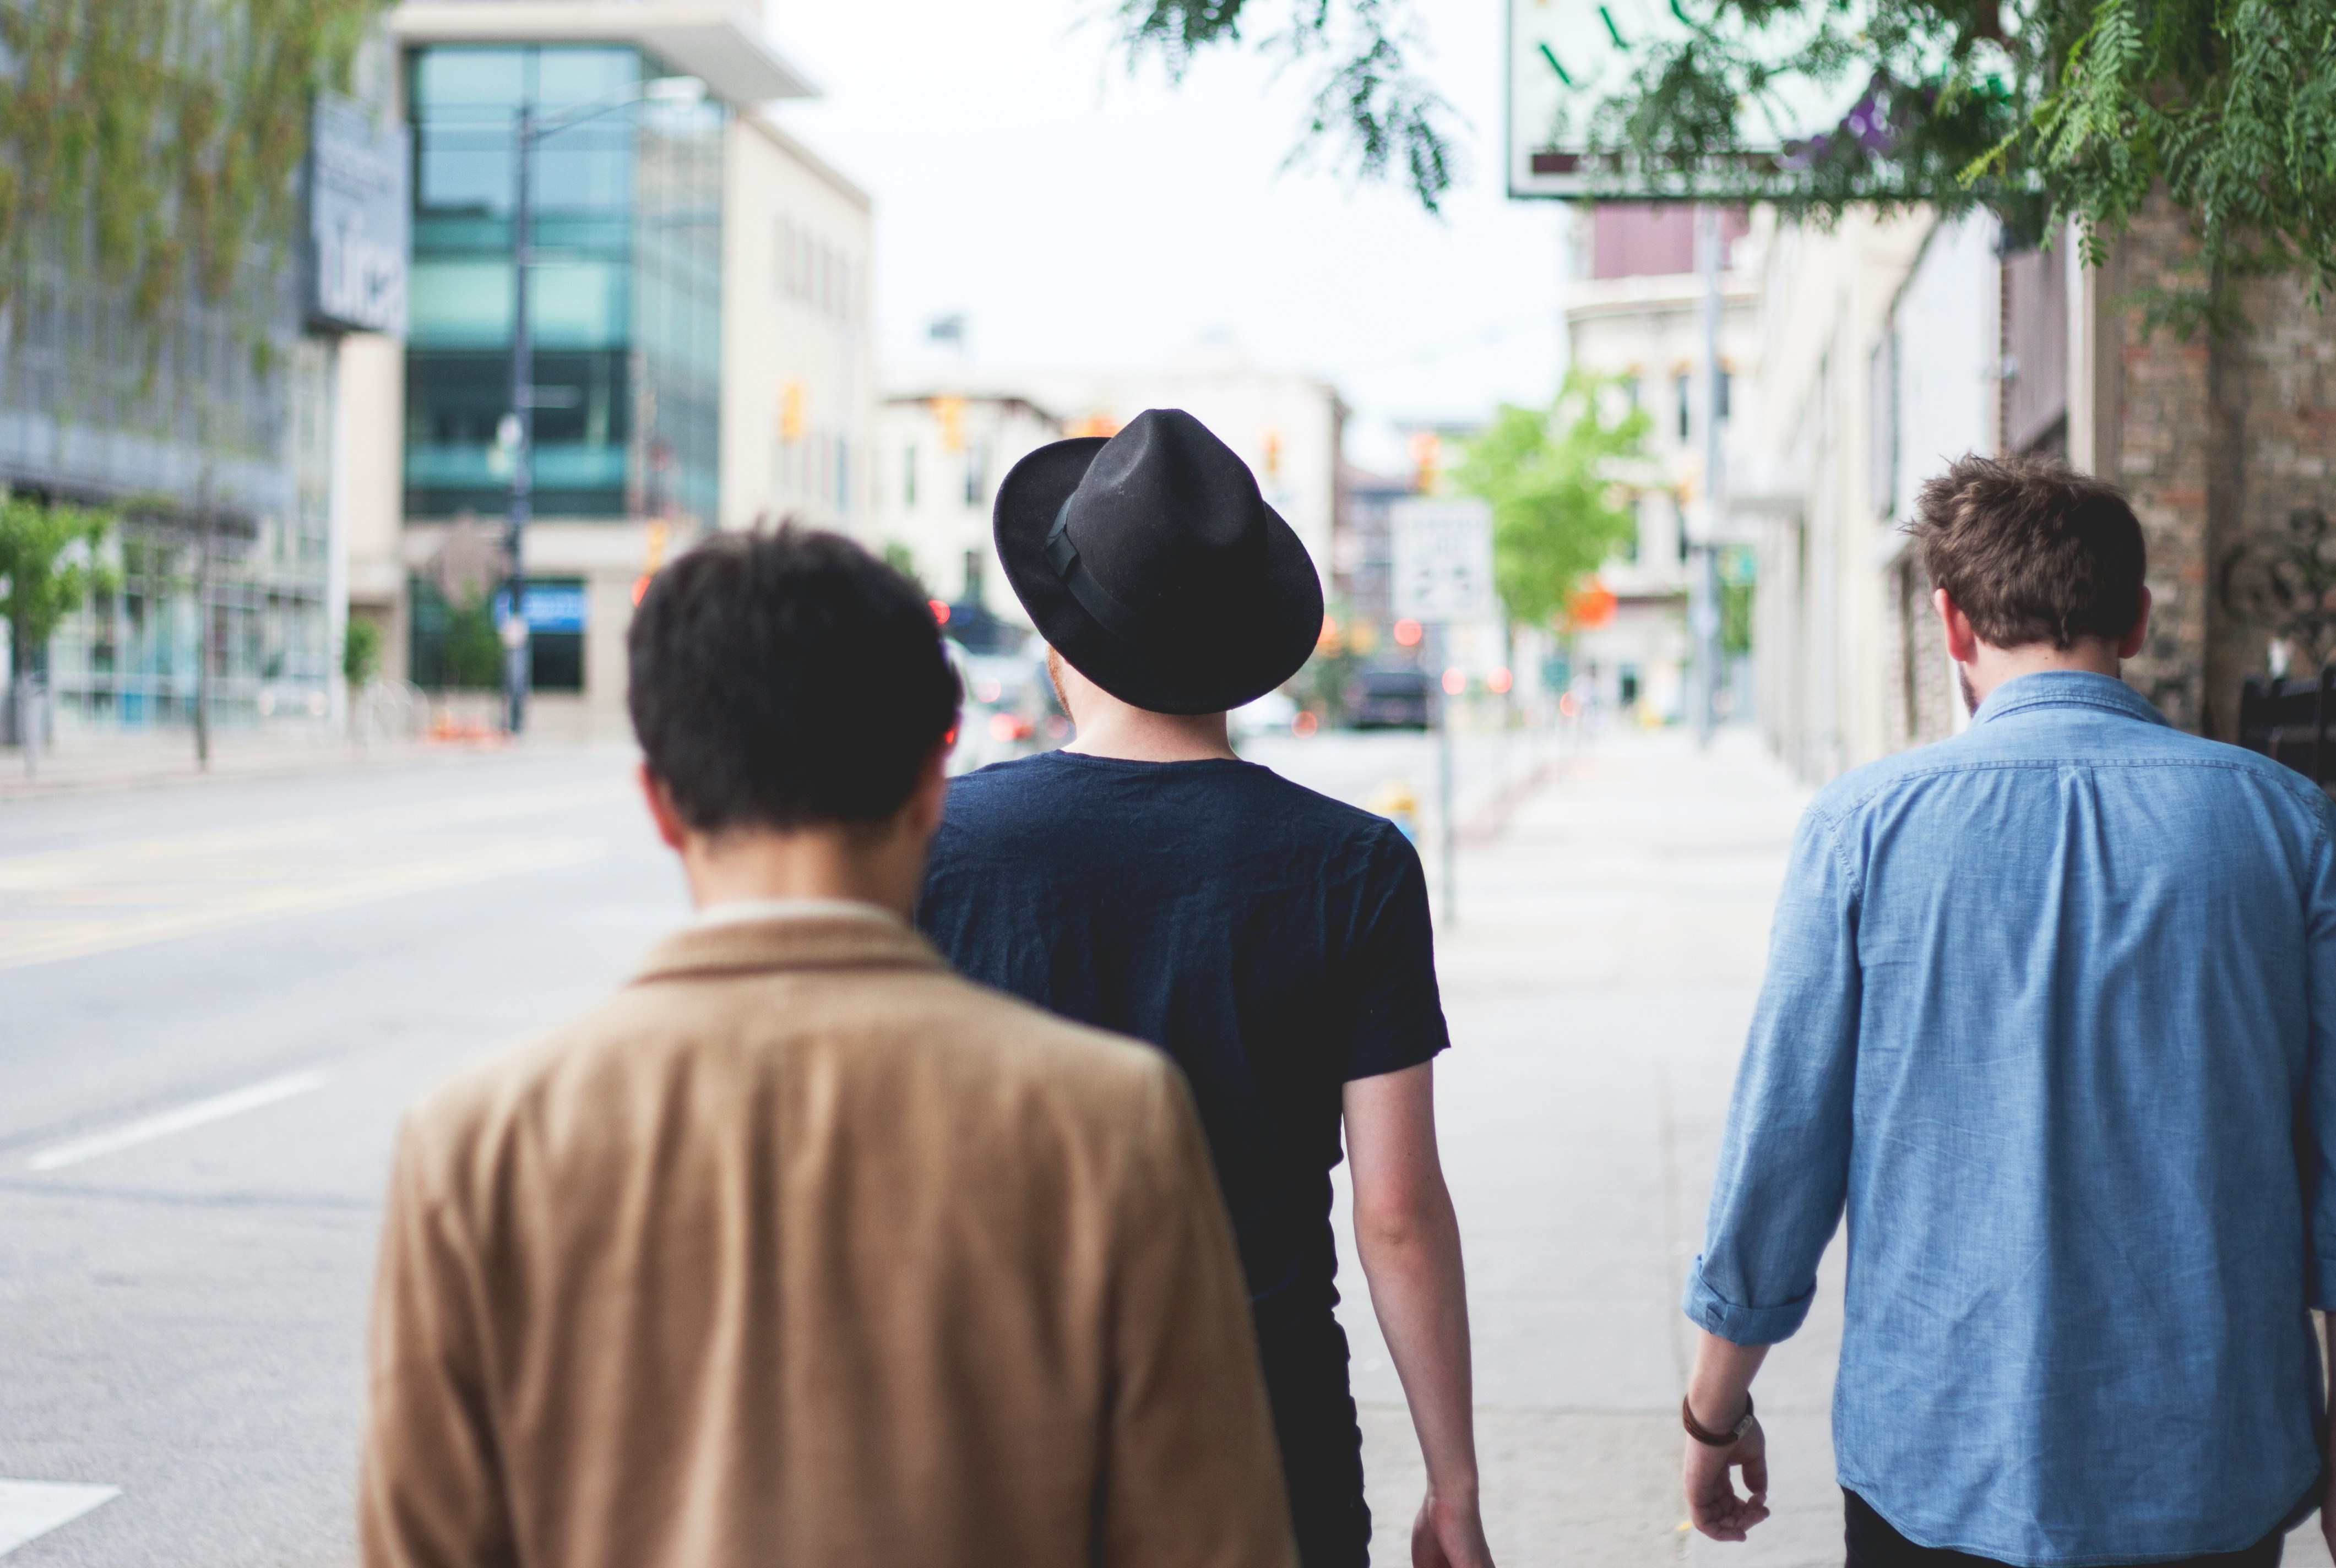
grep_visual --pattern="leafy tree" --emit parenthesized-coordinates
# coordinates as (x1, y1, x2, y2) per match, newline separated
(439, 601, 505, 690)
(342, 617, 383, 685)
(1453, 373, 1650, 629)
(1560, 0, 2336, 317)
(1110, 0, 1460, 211)
(1118, 1, 2336, 313)
(880, 540, 925, 594)
(0, 0, 386, 342)
(0, 493, 116, 765)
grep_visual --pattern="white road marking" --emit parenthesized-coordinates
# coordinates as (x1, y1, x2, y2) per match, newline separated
(0, 1480, 119, 1555)
(27, 1070, 333, 1172)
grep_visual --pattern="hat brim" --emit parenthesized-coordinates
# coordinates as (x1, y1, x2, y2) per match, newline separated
(993, 437, 1325, 716)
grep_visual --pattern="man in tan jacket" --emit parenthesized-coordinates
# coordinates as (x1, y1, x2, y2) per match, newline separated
(360, 527, 1297, 1568)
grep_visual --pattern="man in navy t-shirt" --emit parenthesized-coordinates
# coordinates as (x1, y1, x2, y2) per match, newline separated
(917, 410, 1493, 1568)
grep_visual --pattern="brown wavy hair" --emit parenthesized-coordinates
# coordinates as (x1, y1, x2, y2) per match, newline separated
(1909, 455, 2147, 650)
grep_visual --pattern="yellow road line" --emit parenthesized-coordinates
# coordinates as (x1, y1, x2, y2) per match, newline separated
(0, 837, 605, 970)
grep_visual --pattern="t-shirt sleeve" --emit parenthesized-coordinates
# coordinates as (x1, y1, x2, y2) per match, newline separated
(1341, 825, 1451, 1081)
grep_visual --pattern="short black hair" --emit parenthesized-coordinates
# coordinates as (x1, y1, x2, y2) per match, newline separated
(1909, 455, 2147, 650)
(627, 526, 959, 834)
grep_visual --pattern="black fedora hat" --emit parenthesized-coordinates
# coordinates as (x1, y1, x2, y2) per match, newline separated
(993, 408, 1324, 715)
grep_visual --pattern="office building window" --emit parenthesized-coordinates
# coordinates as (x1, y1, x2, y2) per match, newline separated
(903, 444, 917, 508)
(964, 443, 988, 508)
(404, 42, 725, 524)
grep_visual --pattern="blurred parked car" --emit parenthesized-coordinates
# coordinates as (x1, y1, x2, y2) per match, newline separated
(944, 641, 1061, 775)
(1344, 667, 1431, 730)
(1230, 690, 1301, 741)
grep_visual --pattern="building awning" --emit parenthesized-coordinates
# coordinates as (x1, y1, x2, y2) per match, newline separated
(392, 3, 821, 105)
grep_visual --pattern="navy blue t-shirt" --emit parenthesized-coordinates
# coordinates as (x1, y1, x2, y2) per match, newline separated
(915, 750, 1450, 1325)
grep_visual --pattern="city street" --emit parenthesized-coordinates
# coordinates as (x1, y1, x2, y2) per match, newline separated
(4, 729, 2330, 1566)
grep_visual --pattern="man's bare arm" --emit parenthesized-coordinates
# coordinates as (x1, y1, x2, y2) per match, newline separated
(1345, 1061, 1494, 1568)
(1682, 1330, 1772, 1541)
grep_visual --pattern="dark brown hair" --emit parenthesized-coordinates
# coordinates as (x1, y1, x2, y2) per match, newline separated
(1909, 454, 2147, 650)
(627, 526, 960, 834)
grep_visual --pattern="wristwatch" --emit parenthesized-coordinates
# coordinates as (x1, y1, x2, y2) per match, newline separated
(1682, 1392, 1754, 1447)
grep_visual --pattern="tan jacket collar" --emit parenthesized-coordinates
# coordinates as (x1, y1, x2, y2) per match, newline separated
(629, 913, 951, 987)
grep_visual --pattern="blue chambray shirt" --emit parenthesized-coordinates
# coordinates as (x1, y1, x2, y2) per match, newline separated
(1686, 671, 2336, 1565)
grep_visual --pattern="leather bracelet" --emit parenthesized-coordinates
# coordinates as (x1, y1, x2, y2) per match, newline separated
(1682, 1392, 1754, 1447)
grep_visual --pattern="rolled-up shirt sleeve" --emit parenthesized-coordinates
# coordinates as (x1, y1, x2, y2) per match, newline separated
(1683, 803, 1861, 1346)
(2306, 814, 2336, 1309)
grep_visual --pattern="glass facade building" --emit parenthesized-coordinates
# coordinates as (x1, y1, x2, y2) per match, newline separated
(405, 44, 724, 525)
(7, 214, 338, 733)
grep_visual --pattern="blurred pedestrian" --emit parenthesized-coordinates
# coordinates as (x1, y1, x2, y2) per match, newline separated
(919, 410, 1493, 1568)
(1681, 455, 2336, 1565)
(360, 528, 1295, 1568)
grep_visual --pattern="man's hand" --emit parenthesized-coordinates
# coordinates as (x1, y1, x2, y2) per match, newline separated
(1683, 1418, 1770, 1541)
(1411, 1487, 1495, 1568)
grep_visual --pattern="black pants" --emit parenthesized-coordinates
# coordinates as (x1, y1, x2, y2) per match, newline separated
(1845, 1490, 2285, 1568)
(1255, 1306, 1371, 1568)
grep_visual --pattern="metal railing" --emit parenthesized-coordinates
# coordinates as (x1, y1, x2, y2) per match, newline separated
(2238, 668, 2336, 787)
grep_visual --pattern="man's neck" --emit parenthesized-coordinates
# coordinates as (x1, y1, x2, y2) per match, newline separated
(1062, 704, 1235, 763)
(1961, 639, 2122, 711)
(678, 828, 920, 920)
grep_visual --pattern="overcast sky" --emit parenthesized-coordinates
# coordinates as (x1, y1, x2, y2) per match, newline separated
(761, 0, 1569, 472)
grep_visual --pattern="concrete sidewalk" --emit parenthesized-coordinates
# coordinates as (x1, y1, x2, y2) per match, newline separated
(0, 729, 532, 804)
(1337, 727, 2335, 1568)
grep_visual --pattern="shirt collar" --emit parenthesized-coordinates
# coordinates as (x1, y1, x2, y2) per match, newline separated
(1970, 669, 2170, 729)
(689, 897, 902, 930)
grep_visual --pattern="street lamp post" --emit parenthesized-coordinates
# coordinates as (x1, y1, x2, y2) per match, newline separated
(503, 99, 536, 737)
(1688, 203, 1727, 748)
(501, 75, 703, 736)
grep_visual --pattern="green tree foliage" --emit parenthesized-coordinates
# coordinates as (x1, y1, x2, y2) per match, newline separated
(1562, 0, 2336, 315)
(880, 541, 925, 594)
(1453, 373, 1650, 628)
(0, 0, 384, 340)
(0, 494, 117, 669)
(1120, 1, 2336, 312)
(341, 616, 383, 685)
(1110, 0, 1459, 211)
(439, 602, 504, 690)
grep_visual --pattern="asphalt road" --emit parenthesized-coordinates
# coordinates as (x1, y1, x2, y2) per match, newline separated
(0, 747, 680, 1565)
(0, 728, 1540, 1565)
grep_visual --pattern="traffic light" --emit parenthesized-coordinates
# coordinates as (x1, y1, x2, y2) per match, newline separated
(933, 395, 965, 453)
(778, 381, 805, 442)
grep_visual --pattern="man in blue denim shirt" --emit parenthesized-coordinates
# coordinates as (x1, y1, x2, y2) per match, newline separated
(1681, 456, 2336, 1566)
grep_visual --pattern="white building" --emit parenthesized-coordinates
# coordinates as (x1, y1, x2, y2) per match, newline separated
(1561, 205, 1762, 721)
(1001, 344, 1347, 600)
(351, 1, 877, 732)
(868, 391, 1062, 628)
(1742, 207, 2000, 778)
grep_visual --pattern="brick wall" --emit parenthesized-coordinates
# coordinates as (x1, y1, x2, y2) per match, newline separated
(2106, 200, 2218, 732)
(2107, 198, 2336, 737)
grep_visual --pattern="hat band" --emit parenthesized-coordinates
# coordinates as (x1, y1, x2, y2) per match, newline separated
(1045, 497, 1162, 646)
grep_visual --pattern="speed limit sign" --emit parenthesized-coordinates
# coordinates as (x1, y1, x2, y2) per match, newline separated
(1390, 497, 1497, 623)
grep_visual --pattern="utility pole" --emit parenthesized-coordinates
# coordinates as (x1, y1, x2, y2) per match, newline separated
(502, 99, 535, 738)
(194, 467, 213, 770)
(1688, 205, 1726, 748)
(1435, 627, 1457, 928)
(496, 77, 705, 736)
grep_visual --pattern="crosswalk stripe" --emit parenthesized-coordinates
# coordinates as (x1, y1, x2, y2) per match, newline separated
(0, 1480, 119, 1556)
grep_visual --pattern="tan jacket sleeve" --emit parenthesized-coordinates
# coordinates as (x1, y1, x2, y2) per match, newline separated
(358, 1113, 517, 1568)
(1099, 1061, 1302, 1568)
